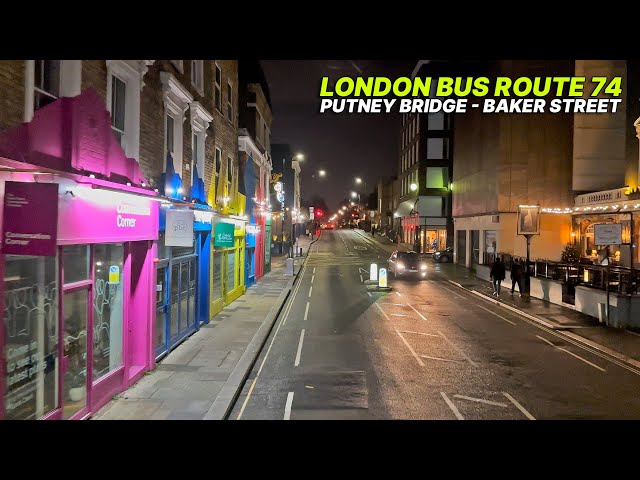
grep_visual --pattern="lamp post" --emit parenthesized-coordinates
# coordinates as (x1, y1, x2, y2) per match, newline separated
(286, 153, 303, 258)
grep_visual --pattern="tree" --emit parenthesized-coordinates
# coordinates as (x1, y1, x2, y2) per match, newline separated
(561, 243, 580, 263)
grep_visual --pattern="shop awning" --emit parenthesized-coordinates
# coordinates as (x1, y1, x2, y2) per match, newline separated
(395, 199, 417, 218)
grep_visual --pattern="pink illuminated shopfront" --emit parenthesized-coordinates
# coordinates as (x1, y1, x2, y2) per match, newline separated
(0, 90, 160, 420)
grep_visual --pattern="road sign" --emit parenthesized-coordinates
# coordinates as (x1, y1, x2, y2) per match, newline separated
(379, 268, 387, 288)
(370, 263, 378, 281)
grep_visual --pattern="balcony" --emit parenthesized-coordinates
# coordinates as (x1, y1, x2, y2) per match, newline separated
(574, 187, 629, 206)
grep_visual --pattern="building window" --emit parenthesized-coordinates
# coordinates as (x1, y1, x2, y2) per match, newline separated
(215, 147, 222, 179)
(171, 60, 183, 73)
(227, 155, 233, 192)
(189, 101, 213, 183)
(227, 82, 233, 121)
(160, 71, 194, 177)
(192, 133, 200, 174)
(166, 114, 175, 161)
(428, 112, 447, 130)
(110, 75, 126, 148)
(427, 138, 449, 160)
(191, 60, 203, 94)
(33, 60, 60, 111)
(426, 167, 449, 188)
(214, 63, 222, 112)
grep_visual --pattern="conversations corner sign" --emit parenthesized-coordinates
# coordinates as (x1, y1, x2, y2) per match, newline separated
(2, 182, 58, 256)
(214, 221, 235, 247)
(165, 209, 194, 247)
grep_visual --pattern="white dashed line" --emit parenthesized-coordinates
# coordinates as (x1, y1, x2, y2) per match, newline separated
(308, 286, 313, 298)
(304, 302, 310, 321)
(284, 392, 294, 420)
(440, 392, 464, 420)
(395, 328, 424, 366)
(453, 394, 508, 408)
(503, 392, 535, 420)
(408, 304, 428, 321)
(311, 275, 315, 284)
(294, 329, 305, 367)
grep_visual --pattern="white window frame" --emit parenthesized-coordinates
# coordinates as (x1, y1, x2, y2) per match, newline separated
(214, 63, 222, 112)
(191, 60, 204, 96)
(105, 60, 151, 161)
(109, 73, 127, 149)
(160, 71, 194, 177)
(24, 60, 81, 123)
(171, 60, 183, 73)
(226, 80, 233, 122)
(189, 101, 213, 184)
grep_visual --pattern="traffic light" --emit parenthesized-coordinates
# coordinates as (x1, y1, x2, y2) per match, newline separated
(316, 209, 323, 217)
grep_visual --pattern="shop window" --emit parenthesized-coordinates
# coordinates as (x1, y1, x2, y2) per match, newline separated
(63, 245, 89, 284)
(34, 60, 60, 111)
(165, 114, 175, 162)
(92, 244, 124, 381)
(426, 167, 449, 189)
(228, 249, 236, 291)
(484, 230, 497, 262)
(212, 252, 222, 302)
(4, 255, 58, 420)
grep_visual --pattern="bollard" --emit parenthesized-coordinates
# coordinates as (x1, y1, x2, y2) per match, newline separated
(286, 257, 294, 276)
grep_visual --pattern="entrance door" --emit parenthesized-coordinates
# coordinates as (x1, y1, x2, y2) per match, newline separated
(457, 230, 467, 265)
(471, 230, 480, 268)
(154, 262, 169, 359)
(62, 286, 90, 420)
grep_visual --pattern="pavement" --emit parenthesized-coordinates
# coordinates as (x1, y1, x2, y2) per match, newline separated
(230, 229, 640, 419)
(92, 234, 315, 420)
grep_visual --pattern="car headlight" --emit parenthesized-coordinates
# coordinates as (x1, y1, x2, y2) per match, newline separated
(420, 263, 427, 270)
(397, 262, 405, 269)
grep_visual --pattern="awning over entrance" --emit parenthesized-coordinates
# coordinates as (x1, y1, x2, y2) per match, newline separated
(395, 198, 417, 218)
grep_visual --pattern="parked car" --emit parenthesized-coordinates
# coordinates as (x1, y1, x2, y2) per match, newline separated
(388, 250, 428, 278)
(433, 247, 453, 263)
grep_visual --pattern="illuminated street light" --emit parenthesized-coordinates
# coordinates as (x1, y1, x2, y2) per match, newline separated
(318, 170, 326, 177)
(342, 206, 347, 210)
(339, 211, 344, 215)
(350, 202, 355, 206)
(295, 153, 304, 161)
(410, 183, 418, 192)
(355, 177, 362, 184)
(351, 191, 357, 198)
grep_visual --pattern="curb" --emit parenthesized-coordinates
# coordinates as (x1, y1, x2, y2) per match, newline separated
(205, 233, 316, 420)
(447, 280, 640, 374)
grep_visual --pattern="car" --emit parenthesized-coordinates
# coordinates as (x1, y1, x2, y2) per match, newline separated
(432, 247, 453, 263)
(388, 250, 428, 278)
(325, 223, 335, 230)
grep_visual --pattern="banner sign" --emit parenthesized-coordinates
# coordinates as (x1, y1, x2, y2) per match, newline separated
(2, 182, 58, 256)
(214, 222, 235, 247)
(165, 210, 194, 247)
(594, 223, 622, 246)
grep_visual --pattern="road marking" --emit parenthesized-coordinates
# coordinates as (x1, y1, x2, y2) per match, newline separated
(626, 330, 640, 337)
(374, 303, 391, 321)
(294, 329, 305, 367)
(284, 392, 294, 420)
(313, 267, 316, 274)
(354, 246, 367, 250)
(358, 267, 369, 274)
(440, 285, 465, 299)
(396, 291, 402, 297)
(440, 392, 464, 420)
(437, 331, 478, 367)
(391, 313, 409, 317)
(503, 392, 535, 420)
(536, 335, 606, 372)
(453, 394, 508, 407)
(308, 286, 313, 298)
(304, 302, 310, 321)
(379, 303, 405, 306)
(360, 274, 364, 283)
(400, 330, 439, 337)
(408, 304, 428, 321)
(311, 275, 315, 284)
(236, 262, 307, 419)
(477, 304, 516, 325)
(305, 385, 314, 389)
(367, 292, 372, 297)
(421, 355, 464, 363)
(395, 328, 424, 366)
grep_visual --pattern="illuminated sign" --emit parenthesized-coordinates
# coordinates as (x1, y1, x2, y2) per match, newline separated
(271, 172, 283, 183)
(214, 222, 235, 247)
(246, 225, 261, 234)
(370, 263, 378, 281)
(194, 210, 213, 224)
(378, 268, 388, 288)
(165, 210, 194, 247)
(109, 265, 120, 284)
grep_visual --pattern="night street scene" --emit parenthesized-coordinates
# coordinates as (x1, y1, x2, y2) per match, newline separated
(3, 58, 640, 423)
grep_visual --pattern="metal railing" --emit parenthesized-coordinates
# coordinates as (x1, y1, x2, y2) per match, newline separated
(483, 251, 639, 296)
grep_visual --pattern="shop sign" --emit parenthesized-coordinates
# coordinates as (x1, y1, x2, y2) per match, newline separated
(246, 225, 261, 234)
(378, 268, 388, 288)
(309, 206, 314, 220)
(109, 265, 120, 284)
(194, 210, 213, 224)
(214, 222, 235, 247)
(516, 205, 541, 236)
(594, 223, 622, 246)
(2, 182, 58, 256)
(165, 210, 194, 247)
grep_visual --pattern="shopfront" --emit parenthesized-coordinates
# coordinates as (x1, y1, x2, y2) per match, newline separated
(154, 206, 212, 360)
(1, 170, 159, 420)
(264, 217, 272, 274)
(572, 211, 638, 267)
(245, 224, 259, 287)
(210, 218, 246, 316)
(401, 214, 448, 253)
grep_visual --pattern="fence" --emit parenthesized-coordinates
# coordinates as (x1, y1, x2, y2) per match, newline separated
(483, 252, 639, 296)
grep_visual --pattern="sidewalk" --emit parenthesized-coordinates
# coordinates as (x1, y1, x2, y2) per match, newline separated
(356, 229, 640, 368)
(93, 235, 314, 420)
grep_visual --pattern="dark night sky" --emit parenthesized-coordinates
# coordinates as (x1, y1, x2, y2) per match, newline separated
(261, 60, 417, 212)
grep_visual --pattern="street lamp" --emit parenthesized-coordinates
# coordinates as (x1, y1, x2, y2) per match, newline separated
(355, 177, 362, 184)
(410, 183, 418, 192)
(318, 169, 326, 177)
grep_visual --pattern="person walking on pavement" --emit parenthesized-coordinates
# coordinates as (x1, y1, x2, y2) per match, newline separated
(490, 256, 506, 296)
(371, 225, 376, 237)
(510, 258, 523, 295)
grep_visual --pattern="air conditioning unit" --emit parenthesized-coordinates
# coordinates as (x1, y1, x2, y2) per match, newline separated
(491, 215, 500, 223)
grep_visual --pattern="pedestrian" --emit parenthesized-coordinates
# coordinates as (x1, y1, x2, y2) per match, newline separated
(371, 225, 376, 237)
(490, 256, 506, 296)
(510, 258, 523, 295)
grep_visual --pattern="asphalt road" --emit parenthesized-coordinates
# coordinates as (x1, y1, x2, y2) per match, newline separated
(229, 229, 640, 420)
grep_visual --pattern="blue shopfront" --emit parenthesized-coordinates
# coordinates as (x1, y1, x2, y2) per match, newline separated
(154, 205, 212, 359)
(245, 224, 258, 287)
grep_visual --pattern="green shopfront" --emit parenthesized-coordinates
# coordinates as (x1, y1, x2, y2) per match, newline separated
(211, 218, 246, 316)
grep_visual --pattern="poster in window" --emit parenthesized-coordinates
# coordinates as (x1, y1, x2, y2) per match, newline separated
(517, 205, 541, 236)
